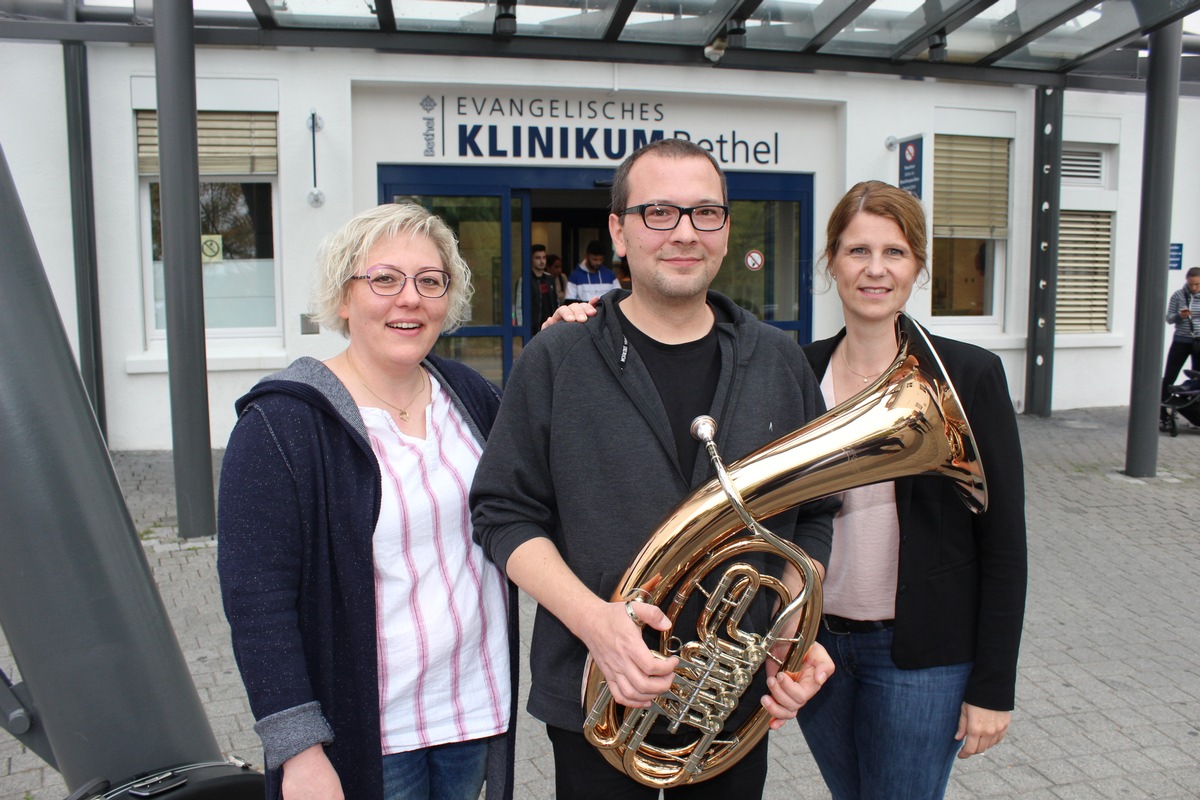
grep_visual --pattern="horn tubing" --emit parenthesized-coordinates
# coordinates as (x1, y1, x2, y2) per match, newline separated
(582, 312, 988, 788)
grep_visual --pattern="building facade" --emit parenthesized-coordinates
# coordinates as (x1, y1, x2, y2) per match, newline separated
(2, 40, 1196, 449)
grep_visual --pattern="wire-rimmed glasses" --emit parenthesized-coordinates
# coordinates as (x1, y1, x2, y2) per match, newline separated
(349, 266, 451, 298)
(621, 203, 729, 232)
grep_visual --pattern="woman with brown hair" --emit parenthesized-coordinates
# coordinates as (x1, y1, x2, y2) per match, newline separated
(796, 180, 1027, 800)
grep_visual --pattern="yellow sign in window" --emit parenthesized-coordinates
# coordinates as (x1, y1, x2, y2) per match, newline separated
(200, 234, 224, 263)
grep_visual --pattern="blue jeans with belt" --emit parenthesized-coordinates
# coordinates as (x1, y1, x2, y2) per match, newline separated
(797, 619, 972, 800)
(381, 738, 488, 800)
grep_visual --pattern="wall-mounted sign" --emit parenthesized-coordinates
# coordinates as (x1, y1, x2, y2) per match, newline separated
(200, 234, 224, 263)
(898, 135, 923, 199)
(745, 249, 764, 271)
(1169, 242, 1183, 271)
(407, 91, 789, 168)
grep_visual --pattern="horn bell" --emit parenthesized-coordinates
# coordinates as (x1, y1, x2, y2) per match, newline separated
(581, 312, 987, 788)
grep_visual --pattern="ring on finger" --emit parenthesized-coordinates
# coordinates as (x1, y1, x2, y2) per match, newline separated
(624, 600, 644, 627)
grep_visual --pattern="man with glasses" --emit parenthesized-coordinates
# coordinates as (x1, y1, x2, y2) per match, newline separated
(471, 139, 836, 799)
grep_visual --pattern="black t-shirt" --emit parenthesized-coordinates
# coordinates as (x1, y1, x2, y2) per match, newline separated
(616, 302, 722, 476)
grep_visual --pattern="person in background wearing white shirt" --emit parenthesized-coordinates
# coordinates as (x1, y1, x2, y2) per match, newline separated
(565, 239, 621, 303)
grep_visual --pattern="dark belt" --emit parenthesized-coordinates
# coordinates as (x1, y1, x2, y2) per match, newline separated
(823, 614, 895, 634)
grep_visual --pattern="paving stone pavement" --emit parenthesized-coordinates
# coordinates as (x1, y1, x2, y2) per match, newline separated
(2, 407, 1198, 799)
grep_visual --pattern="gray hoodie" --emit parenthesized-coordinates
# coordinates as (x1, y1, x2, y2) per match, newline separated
(471, 289, 835, 732)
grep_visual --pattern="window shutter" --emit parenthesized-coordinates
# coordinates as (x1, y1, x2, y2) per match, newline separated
(933, 134, 1010, 239)
(137, 111, 278, 176)
(1055, 210, 1112, 333)
(1061, 149, 1104, 185)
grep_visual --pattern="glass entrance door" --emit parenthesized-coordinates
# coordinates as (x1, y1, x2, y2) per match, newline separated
(380, 165, 813, 386)
(384, 184, 520, 386)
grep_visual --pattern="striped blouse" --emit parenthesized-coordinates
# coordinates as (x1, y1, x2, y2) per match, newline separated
(363, 378, 510, 754)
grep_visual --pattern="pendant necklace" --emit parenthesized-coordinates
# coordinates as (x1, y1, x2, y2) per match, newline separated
(841, 344, 884, 384)
(346, 352, 427, 422)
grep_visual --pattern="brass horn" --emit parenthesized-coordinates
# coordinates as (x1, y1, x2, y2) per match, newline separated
(581, 312, 987, 788)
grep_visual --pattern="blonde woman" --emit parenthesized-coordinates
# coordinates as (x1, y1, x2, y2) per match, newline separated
(219, 203, 515, 800)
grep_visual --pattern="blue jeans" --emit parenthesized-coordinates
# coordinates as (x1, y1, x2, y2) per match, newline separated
(797, 623, 971, 800)
(381, 739, 488, 800)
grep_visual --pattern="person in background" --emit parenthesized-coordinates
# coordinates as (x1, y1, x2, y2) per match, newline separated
(547, 253, 568, 307)
(796, 180, 1027, 800)
(565, 239, 621, 303)
(514, 243, 559, 334)
(218, 203, 517, 800)
(471, 138, 837, 800)
(1160, 266, 1200, 426)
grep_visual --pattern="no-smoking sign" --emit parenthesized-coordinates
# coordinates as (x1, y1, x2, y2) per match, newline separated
(745, 249, 764, 271)
(200, 234, 224, 263)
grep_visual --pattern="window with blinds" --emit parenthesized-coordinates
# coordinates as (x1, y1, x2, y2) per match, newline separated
(931, 134, 1010, 317)
(1055, 210, 1112, 333)
(933, 134, 1009, 239)
(137, 111, 278, 175)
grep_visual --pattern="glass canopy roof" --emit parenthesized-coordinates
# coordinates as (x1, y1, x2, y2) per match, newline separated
(2, 0, 1197, 84)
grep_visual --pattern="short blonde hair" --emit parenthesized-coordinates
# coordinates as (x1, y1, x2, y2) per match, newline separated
(310, 203, 473, 337)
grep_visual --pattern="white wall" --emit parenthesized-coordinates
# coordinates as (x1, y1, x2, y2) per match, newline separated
(1052, 89, 1200, 410)
(0, 43, 76, 355)
(4, 39, 1190, 449)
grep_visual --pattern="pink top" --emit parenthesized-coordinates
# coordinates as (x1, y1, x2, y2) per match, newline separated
(819, 368, 900, 621)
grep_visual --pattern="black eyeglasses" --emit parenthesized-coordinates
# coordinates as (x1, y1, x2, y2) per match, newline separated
(349, 266, 451, 298)
(621, 203, 729, 232)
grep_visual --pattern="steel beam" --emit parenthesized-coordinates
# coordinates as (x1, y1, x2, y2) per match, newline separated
(153, 0, 216, 537)
(0, 17, 1143, 90)
(376, 0, 397, 32)
(976, 0, 1101, 67)
(63, 41, 106, 437)
(604, 0, 638, 42)
(891, 0, 999, 62)
(1023, 85, 1063, 418)
(1125, 22, 1182, 477)
(804, 0, 875, 53)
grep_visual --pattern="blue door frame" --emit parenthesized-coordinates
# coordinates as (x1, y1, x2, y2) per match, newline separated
(379, 164, 814, 383)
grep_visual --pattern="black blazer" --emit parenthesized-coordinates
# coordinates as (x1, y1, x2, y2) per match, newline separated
(805, 329, 1027, 711)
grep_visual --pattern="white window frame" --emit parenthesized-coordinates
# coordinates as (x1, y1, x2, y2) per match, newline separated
(930, 132, 1012, 326)
(1061, 147, 1109, 188)
(139, 174, 283, 344)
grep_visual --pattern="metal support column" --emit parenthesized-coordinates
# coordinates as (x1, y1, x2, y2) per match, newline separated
(1125, 21, 1182, 477)
(63, 41, 106, 437)
(153, 0, 216, 536)
(1024, 85, 1064, 418)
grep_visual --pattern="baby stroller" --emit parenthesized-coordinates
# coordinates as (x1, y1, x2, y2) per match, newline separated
(1161, 369, 1200, 437)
